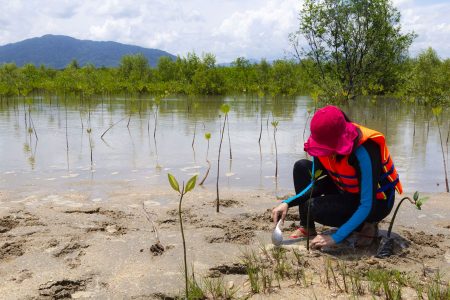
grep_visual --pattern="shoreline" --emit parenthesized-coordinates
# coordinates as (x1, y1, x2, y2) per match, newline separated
(0, 189, 449, 299)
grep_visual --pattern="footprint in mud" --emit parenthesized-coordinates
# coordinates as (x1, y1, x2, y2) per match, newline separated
(208, 263, 247, 278)
(210, 199, 242, 208)
(0, 211, 45, 234)
(10, 269, 33, 283)
(38, 278, 91, 299)
(163, 208, 203, 225)
(64, 207, 129, 220)
(66, 250, 87, 269)
(0, 216, 20, 233)
(402, 230, 444, 248)
(65, 208, 130, 236)
(86, 222, 127, 235)
(0, 240, 25, 261)
(206, 227, 255, 245)
(53, 238, 89, 258)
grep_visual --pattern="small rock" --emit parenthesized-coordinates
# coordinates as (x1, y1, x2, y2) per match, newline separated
(105, 225, 118, 234)
(227, 281, 234, 290)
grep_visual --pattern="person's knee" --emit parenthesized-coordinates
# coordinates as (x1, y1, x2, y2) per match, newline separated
(293, 159, 311, 174)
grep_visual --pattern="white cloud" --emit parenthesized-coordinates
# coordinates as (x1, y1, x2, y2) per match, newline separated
(398, 2, 450, 57)
(0, 0, 449, 62)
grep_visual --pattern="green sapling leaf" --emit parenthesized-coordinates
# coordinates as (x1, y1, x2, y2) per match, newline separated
(431, 107, 442, 116)
(314, 169, 323, 179)
(185, 175, 197, 193)
(413, 191, 419, 202)
(271, 121, 279, 127)
(415, 196, 428, 210)
(205, 132, 211, 140)
(167, 173, 180, 193)
(220, 103, 230, 114)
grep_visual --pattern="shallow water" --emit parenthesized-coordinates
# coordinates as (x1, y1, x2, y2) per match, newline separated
(0, 96, 448, 201)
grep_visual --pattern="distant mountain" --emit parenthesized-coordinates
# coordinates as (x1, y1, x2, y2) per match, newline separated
(0, 34, 176, 68)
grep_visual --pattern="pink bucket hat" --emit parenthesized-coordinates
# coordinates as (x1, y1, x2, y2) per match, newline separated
(304, 105, 358, 157)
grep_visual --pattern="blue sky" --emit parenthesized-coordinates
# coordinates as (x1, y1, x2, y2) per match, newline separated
(0, 0, 448, 62)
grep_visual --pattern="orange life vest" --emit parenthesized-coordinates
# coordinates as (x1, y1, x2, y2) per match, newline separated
(317, 124, 403, 200)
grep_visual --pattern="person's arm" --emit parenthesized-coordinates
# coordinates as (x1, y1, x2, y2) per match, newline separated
(331, 142, 380, 243)
(283, 157, 324, 208)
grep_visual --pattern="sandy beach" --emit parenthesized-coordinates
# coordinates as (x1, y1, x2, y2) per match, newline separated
(0, 187, 449, 299)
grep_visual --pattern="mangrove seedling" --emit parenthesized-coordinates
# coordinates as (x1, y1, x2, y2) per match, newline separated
(306, 168, 323, 250)
(258, 108, 263, 144)
(191, 102, 199, 150)
(153, 96, 161, 140)
(199, 132, 211, 186)
(167, 173, 197, 299)
(271, 121, 279, 178)
(376, 191, 428, 258)
(432, 107, 449, 192)
(303, 108, 312, 143)
(226, 105, 232, 160)
(216, 104, 229, 213)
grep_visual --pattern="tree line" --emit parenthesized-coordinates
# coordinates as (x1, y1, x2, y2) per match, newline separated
(0, 0, 448, 106)
(0, 53, 314, 99)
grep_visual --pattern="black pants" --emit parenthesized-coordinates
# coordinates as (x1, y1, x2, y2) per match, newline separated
(293, 159, 394, 231)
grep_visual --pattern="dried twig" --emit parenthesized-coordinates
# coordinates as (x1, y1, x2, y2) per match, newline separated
(142, 202, 160, 243)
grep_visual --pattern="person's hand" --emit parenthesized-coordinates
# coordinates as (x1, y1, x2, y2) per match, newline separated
(310, 234, 335, 249)
(272, 202, 288, 226)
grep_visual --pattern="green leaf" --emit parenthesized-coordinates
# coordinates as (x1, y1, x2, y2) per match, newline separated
(220, 103, 230, 114)
(416, 196, 428, 210)
(413, 191, 419, 202)
(314, 169, 323, 179)
(167, 173, 180, 193)
(431, 107, 442, 116)
(205, 132, 211, 140)
(185, 175, 197, 193)
(271, 121, 279, 127)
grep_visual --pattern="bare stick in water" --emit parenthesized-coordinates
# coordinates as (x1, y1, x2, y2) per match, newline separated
(101, 117, 127, 139)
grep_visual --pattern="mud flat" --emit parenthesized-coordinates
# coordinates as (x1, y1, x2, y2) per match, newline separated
(0, 188, 449, 299)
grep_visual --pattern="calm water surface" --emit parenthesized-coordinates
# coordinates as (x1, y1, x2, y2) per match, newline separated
(0, 96, 448, 201)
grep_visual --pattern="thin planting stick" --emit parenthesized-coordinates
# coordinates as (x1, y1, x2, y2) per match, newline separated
(101, 117, 127, 139)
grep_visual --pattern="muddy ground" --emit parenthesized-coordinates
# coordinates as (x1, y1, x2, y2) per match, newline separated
(0, 188, 449, 299)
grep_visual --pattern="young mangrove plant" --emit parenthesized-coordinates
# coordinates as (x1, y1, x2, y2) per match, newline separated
(271, 121, 279, 178)
(167, 173, 197, 299)
(307, 168, 323, 251)
(87, 107, 94, 169)
(64, 99, 70, 171)
(216, 104, 230, 213)
(153, 96, 161, 140)
(432, 107, 449, 192)
(376, 191, 428, 258)
(226, 105, 232, 160)
(303, 108, 312, 143)
(199, 132, 211, 186)
(258, 108, 263, 145)
(191, 102, 199, 150)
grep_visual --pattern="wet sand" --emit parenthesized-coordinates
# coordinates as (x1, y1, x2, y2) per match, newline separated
(0, 188, 449, 299)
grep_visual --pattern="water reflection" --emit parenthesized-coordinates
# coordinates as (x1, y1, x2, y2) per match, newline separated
(0, 96, 448, 198)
